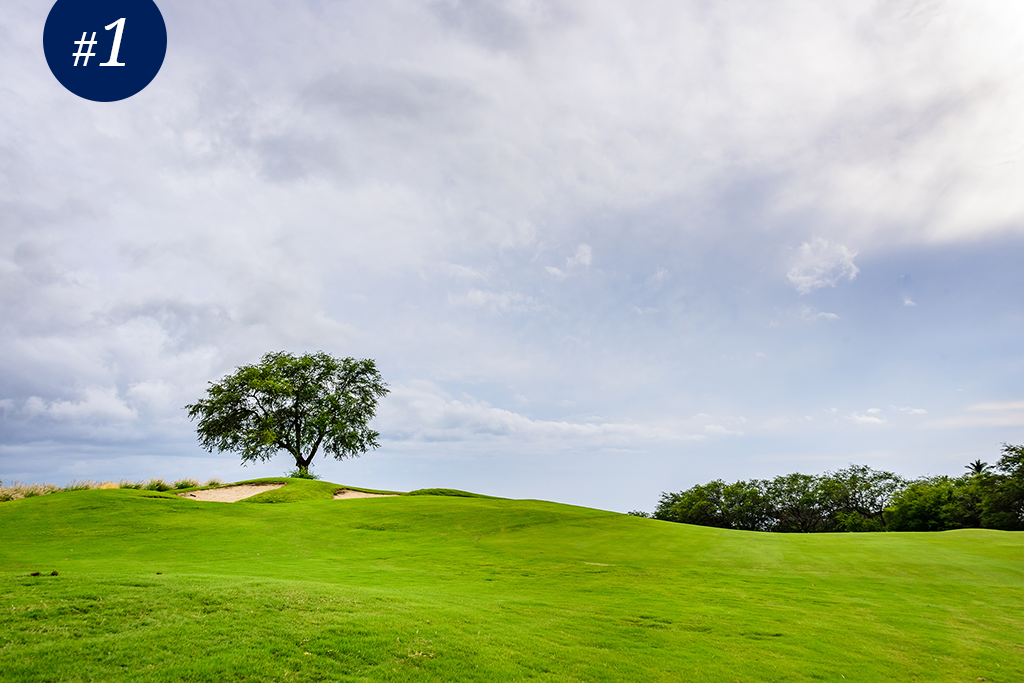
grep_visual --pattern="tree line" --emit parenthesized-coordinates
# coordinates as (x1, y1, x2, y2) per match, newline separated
(635, 444, 1024, 532)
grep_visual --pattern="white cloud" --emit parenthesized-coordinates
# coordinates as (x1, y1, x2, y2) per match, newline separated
(567, 244, 592, 268)
(847, 412, 886, 425)
(448, 289, 539, 313)
(21, 387, 136, 422)
(547, 244, 592, 278)
(788, 238, 859, 294)
(376, 382, 741, 446)
(438, 263, 486, 280)
(704, 424, 745, 437)
(799, 306, 840, 321)
(926, 400, 1024, 428)
(892, 405, 928, 415)
(645, 268, 669, 291)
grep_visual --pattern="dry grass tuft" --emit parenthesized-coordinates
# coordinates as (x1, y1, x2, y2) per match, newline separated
(1, 478, 210, 501)
(0, 482, 61, 501)
(0, 480, 123, 501)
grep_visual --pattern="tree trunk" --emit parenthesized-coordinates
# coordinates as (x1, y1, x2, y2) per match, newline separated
(295, 452, 314, 477)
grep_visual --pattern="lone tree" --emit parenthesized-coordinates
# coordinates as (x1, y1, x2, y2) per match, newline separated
(186, 351, 389, 477)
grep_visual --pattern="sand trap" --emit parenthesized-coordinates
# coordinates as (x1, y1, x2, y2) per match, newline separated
(334, 489, 398, 500)
(178, 483, 285, 502)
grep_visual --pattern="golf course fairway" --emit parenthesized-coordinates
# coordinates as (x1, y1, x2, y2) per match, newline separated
(1, 478, 1022, 681)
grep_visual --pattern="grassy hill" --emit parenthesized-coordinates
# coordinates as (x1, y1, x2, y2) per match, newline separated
(1, 478, 1022, 681)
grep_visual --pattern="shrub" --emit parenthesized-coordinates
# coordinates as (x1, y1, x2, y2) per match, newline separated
(119, 480, 143, 489)
(173, 478, 199, 490)
(285, 468, 321, 480)
(63, 480, 93, 491)
(203, 478, 223, 487)
(144, 478, 172, 492)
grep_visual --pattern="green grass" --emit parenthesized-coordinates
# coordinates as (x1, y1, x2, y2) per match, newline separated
(1, 478, 1022, 682)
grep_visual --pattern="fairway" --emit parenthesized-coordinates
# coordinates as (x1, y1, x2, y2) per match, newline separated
(1, 479, 1022, 682)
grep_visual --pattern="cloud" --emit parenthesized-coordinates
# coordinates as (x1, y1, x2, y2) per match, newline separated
(438, 263, 486, 280)
(892, 405, 928, 415)
(376, 382, 739, 446)
(704, 424, 745, 437)
(645, 268, 669, 291)
(847, 411, 886, 425)
(799, 306, 840, 321)
(925, 400, 1024, 429)
(546, 244, 592, 278)
(787, 238, 859, 294)
(567, 244, 592, 268)
(18, 387, 136, 422)
(448, 289, 540, 313)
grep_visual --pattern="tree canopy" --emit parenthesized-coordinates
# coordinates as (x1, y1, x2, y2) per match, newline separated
(186, 351, 389, 477)
(652, 446, 1024, 533)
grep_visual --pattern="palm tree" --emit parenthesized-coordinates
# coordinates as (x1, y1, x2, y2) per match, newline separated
(965, 459, 989, 475)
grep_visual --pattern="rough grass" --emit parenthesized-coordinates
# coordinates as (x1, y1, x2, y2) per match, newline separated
(0, 480, 117, 501)
(405, 488, 496, 498)
(0, 476, 222, 501)
(1, 481, 1022, 682)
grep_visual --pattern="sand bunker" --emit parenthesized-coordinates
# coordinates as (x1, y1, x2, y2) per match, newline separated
(178, 483, 285, 502)
(334, 489, 398, 500)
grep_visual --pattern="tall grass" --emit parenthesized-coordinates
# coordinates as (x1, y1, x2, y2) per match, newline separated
(0, 480, 117, 501)
(1, 477, 214, 501)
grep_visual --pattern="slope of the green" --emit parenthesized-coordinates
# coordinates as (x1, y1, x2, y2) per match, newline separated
(1, 483, 1022, 682)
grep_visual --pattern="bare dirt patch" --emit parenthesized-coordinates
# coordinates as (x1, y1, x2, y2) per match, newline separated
(334, 489, 398, 500)
(178, 483, 285, 503)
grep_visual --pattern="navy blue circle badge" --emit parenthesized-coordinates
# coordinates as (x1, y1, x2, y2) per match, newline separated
(43, 0, 167, 102)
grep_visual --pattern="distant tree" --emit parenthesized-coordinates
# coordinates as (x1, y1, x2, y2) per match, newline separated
(966, 459, 989, 475)
(186, 351, 389, 478)
(719, 479, 772, 531)
(995, 444, 1024, 478)
(653, 449, 1024, 533)
(818, 465, 905, 531)
(654, 479, 773, 531)
(654, 480, 730, 528)
(982, 444, 1024, 530)
(766, 473, 829, 533)
(886, 476, 982, 532)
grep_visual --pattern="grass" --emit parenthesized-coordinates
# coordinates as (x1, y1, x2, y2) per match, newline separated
(0, 479, 117, 501)
(1, 478, 1022, 681)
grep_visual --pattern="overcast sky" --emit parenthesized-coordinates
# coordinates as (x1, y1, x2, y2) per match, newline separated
(3, 0, 1023, 511)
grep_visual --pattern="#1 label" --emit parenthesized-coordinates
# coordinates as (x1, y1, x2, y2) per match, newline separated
(43, 0, 167, 102)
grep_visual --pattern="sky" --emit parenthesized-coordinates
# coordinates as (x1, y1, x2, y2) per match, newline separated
(2, 0, 1024, 512)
